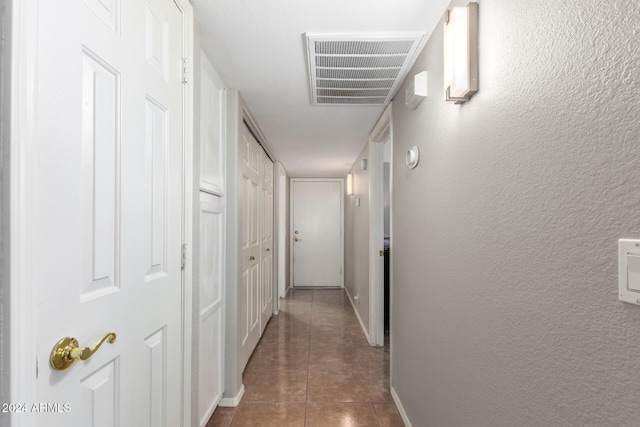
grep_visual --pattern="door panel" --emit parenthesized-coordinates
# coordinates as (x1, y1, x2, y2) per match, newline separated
(32, 0, 184, 425)
(292, 180, 343, 287)
(200, 54, 225, 195)
(260, 155, 274, 332)
(239, 123, 261, 371)
(79, 360, 118, 427)
(198, 192, 225, 426)
(80, 48, 120, 302)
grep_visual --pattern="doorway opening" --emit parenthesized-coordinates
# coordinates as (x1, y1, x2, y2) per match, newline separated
(383, 140, 391, 332)
(368, 103, 392, 347)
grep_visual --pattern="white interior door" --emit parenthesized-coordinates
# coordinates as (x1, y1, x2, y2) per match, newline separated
(292, 180, 344, 287)
(260, 154, 274, 332)
(198, 193, 225, 426)
(239, 123, 261, 371)
(30, 0, 185, 425)
(197, 51, 226, 427)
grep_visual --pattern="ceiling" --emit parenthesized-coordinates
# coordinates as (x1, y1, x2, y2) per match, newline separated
(193, 0, 451, 177)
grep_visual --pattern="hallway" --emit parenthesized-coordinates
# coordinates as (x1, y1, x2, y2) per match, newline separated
(206, 289, 403, 426)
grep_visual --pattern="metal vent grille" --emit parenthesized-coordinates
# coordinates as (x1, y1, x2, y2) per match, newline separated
(306, 34, 425, 106)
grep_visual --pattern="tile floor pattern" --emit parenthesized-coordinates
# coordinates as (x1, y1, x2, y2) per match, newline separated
(206, 289, 404, 427)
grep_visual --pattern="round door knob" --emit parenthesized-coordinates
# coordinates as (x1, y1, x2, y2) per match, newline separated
(294, 238, 301, 242)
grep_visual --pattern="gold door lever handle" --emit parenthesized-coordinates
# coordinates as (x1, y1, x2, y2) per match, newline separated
(294, 238, 302, 242)
(249, 255, 256, 261)
(50, 333, 117, 371)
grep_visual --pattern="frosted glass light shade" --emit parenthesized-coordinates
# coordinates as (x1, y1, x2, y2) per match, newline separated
(444, 2, 478, 104)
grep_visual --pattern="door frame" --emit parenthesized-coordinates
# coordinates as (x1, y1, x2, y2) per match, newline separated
(7, 2, 195, 426)
(289, 178, 345, 289)
(368, 103, 393, 347)
(277, 162, 288, 309)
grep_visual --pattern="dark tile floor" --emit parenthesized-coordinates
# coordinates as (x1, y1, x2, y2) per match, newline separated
(206, 288, 404, 427)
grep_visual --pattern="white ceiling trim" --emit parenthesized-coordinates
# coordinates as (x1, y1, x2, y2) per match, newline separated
(305, 33, 426, 106)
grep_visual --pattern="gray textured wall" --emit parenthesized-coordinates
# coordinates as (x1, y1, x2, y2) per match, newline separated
(391, 0, 640, 425)
(283, 171, 290, 296)
(345, 143, 370, 333)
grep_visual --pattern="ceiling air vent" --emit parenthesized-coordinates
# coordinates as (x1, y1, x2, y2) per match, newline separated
(305, 33, 425, 106)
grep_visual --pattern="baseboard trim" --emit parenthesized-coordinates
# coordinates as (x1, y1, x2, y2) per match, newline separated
(218, 384, 245, 407)
(199, 397, 220, 427)
(344, 287, 370, 344)
(391, 386, 413, 427)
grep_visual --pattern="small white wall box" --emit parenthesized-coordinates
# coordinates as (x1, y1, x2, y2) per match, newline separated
(618, 239, 640, 305)
(405, 71, 428, 110)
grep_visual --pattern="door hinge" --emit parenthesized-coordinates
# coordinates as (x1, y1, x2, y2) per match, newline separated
(181, 244, 187, 270)
(182, 58, 188, 84)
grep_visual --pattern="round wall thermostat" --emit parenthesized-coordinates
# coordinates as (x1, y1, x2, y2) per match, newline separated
(406, 146, 420, 169)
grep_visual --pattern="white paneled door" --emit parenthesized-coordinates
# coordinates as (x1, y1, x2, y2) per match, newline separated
(25, 0, 186, 425)
(239, 124, 262, 371)
(239, 122, 274, 370)
(292, 180, 344, 287)
(198, 52, 226, 427)
(198, 193, 225, 425)
(260, 154, 275, 333)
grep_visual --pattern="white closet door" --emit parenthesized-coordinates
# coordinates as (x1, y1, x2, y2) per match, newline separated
(200, 53, 225, 195)
(260, 154, 275, 333)
(198, 192, 225, 426)
(197, 51, 227, 427)
(239, 123, 262, 371)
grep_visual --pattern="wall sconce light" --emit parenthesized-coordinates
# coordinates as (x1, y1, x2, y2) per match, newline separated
(346, 173, 354, 195)
(444, 2, 478, 104)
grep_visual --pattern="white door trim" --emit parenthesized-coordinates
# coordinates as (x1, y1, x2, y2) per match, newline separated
(289, 178, 345, 289)
(179, 2, 195, 426)
(8, 2, 195, 426)
(9, 2, 39, 423)
(277, 162, 287, 309)
(368, 103, 393, 347)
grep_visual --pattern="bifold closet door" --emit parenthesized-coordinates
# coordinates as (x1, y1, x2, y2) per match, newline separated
(239, 123, 262, 371)
(260, 155, 275, 333)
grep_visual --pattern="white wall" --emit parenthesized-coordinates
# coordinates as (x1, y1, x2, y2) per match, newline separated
(222, 89, 243, 402)
(190, 22, 203, 426)
(345, 144, 370, 334)
(0, 1, 10, 424)
(391, 0, 640, 425)
(277, 162, 290, 300)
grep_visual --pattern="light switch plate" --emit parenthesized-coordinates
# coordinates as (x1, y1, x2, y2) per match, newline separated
(618, 239, 640, 305)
